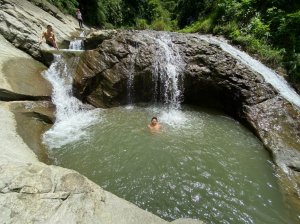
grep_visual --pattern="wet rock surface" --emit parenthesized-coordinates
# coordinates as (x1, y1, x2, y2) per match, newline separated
(75, 30, 300, 211)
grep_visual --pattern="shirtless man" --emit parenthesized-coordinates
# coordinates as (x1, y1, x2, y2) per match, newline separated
(148, 117, 162, 132)
(39, 25, 58, 49)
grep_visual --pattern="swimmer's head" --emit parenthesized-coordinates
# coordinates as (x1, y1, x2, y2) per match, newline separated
(151, 117, 158, 125)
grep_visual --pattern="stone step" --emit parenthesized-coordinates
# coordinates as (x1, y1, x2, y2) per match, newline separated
(42, 49, 84, 56)
(72, 37, 86, 40)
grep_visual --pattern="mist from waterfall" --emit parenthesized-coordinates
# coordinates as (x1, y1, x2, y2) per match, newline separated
(199, 35, 300, 108)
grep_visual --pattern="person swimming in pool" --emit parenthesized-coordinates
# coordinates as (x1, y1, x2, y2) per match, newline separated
(148, 117, 162, 132)
(39, 25, 58, 49)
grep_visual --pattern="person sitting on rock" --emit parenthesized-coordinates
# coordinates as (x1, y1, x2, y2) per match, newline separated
(39, 25, 58, 49)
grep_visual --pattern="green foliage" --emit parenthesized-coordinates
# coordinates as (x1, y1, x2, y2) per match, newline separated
(77, 0, 175, 29)
(175, 0, 215, 27)
(177, 0, 300, 85)
(244, 14, 270, 40)
(232, 34, 283, 65)
(103, 0, 123, 26)
(49, 0, 78, 14)
(181, 12, 217, 33)
(150, 19, 170, 31)
(135, 19, 149, 30)
(216, 0, 255, 25)
(213, 21, 239, 36)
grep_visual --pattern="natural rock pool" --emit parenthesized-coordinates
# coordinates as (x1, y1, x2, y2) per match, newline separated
(44, 104, 295, 224)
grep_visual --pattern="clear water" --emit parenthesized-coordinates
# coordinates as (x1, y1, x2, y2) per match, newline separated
(47, 104, 296, 224)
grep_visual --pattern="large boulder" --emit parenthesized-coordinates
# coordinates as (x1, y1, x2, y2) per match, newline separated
(8, 100, 54, 164)
(0, 34, 51, 101)
(74, 30, 300, 212)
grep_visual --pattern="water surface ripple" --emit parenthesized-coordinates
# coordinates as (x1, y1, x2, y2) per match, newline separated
(47, 105, 297, 224)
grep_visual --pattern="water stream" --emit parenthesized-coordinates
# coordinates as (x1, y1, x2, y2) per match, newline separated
(42, 32, 300, 223)
(42, 33, 99, 148)
(143, 33, 184, 109)
(199, 35, 300, 108)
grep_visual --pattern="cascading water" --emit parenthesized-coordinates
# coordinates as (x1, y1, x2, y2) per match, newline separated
(141, 32, 187, 126)
(151, 33, 184, 110)
(69, 31, 85, 50)
(199, 35, 300, 108)
(42, 33, 100, 149)
(126, 54, 135, 106)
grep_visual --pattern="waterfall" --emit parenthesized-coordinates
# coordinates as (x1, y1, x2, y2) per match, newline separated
(42, 34, 99, 149)
(139, 32, 187, 126)
(148, 33, 185, 110)
(199, 35, 300, 108)
(126, 54, 135, 106)
(69, 31, 85, 50)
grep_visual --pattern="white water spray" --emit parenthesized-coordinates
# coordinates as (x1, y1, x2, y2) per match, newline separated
(43, 35, 100, 149)
(69, 31, 85, 50)
(139, 32, 186, 126)
(126, 54, 135, 105)
(199, 35, 300, 108)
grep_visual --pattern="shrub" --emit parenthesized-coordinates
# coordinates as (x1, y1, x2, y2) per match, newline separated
(150, 19, 170, 31)
(49, 0, 78, 14)
(181, 14, 215, 33)
(246, 14, 270, 40)
(135, 19, 149, 30)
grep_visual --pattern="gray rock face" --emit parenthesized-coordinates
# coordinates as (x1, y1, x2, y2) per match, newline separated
(75, 30, 277, 111)
(0, 0, 79, 62)
(75, 30, 300, 212)
(0, 162, 171, 224)
(0, 34, 52, 101)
